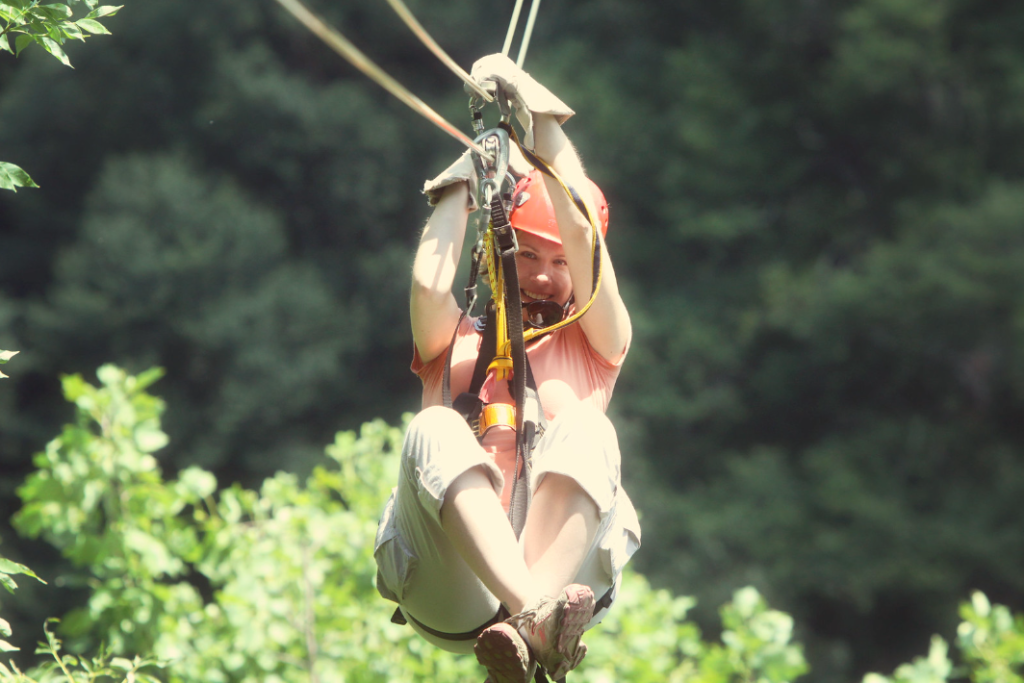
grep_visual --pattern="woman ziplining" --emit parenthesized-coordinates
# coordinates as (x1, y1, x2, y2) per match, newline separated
(374, 55, 641, 683)
(270, 1, 640, 680)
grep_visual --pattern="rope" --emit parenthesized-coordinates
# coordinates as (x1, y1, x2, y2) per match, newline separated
(499, 125, 604, 347)
(273, 0, 493, 161)
(384, 0, 494, 103)
(516, 0, 542, 67)
(501, 0, 527, 57)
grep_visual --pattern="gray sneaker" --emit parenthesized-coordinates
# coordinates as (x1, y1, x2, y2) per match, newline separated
(475, 621, 538, 683)
(507, 584, 595, 680)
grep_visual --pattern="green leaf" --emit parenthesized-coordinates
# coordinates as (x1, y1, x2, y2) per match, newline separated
(177, 466, 217, 500)
(0, 33, 10, 53)
(75, 16, 107, 34)
(38, 35, 72, 67)
(0, 640, 18, 653)
(0, 159, 38, 188)
(84, 4, 119, 19)
(130, 366, 165, 392)
(40, 3, 73, 17)
(0, 558, 46, 583)
(13, 32, 33, 56)
(0, 350, 16, 378)
(134, 424, 169, 453)
(61, 20, 84, 40)
(110, 657, 134, 671)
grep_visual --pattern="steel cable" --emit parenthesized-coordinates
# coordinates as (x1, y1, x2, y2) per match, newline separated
(273, 0, 493, 160)
(384, 0, 494, 103)
(516, 0, 542, 67)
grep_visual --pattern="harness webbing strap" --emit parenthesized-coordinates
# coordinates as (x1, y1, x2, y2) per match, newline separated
(490, 193, 536, 537)
(493, 123, 604, 348)
(391, 585, 614, 644)
(441, 311, 466, 410)
(391, 604, 510, 641)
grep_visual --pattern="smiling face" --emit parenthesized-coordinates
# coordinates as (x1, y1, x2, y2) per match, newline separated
(514, 230, 574, 307)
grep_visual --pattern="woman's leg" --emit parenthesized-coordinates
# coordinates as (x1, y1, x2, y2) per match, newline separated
(440, 466, 540, 615)
(521, 472, 600, 598)
(521, 403, 620, 599)
(385, 406, 509, 651)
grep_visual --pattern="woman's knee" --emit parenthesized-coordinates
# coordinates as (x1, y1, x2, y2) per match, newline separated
(404, 407, 474, 460)
(408, 405, 466, 436)
(550, 403, 615, 439)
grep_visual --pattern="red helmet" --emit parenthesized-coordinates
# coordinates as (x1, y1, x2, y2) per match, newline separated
(509, 169, 609, 244)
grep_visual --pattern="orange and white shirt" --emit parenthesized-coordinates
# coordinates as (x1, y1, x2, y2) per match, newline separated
(412, 315, 627, 508)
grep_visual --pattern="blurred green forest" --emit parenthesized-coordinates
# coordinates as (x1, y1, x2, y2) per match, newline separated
(3, 0, 1024, 681)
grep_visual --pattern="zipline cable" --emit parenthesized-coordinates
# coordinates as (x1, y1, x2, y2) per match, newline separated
(384, 0, 493, 103)
(516, 0, 542, 67)
(273, 0, 493, 160)
(501, 0, 527, 57)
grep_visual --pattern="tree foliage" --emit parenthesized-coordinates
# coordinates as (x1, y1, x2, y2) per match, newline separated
(0, 0, 121, 189)
(4, 365, 809, 682)
(2, 366, 1024, 682)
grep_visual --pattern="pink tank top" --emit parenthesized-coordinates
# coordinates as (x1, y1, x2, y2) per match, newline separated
(412, 315, 626, 509)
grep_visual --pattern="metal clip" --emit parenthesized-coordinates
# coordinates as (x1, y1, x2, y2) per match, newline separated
(494, 83, 512, 123)
(471, 126, 510, 207)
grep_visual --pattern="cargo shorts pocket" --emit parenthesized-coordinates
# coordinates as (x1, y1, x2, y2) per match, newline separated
(373, 490, 418, 604)
(600, 491, 642, 581)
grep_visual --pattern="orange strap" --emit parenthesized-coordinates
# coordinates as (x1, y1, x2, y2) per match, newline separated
(475, 403, 516, 436)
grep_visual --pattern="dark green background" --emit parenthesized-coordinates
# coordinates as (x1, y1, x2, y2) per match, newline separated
(4, 0, 1024, 680)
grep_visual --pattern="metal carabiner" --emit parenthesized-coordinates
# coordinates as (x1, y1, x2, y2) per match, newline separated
(471, 126, 510, 207)
(467, 81, 512, 126)
(494, 82, 512, 123)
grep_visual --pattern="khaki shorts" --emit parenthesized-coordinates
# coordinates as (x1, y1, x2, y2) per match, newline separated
(374, 404, 641, 654)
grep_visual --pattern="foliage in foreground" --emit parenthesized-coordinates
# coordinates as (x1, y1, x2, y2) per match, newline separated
(0, 366, 1021, 682)
(0, 350, 16, 379)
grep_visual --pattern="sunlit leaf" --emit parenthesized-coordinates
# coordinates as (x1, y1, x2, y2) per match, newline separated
(134, 425, 169, 453)
(75, 16, 107, 33)
(83, 4, 120, 19)
(0, 160, 38, 191)
(177, 467, 217, 500)
(0, 558, 45, 583)
(38, 3, 72, 19)
(61, 20, 83, 40)
(38, 34, 71, 67)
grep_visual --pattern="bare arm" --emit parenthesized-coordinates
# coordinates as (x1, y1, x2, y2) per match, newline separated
(410, 182, 472, 363)
(532, 113, 632, 362)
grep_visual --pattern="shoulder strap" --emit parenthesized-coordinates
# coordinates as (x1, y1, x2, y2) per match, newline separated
(441, 311, 467, 410)
(489, 194, 546, 537)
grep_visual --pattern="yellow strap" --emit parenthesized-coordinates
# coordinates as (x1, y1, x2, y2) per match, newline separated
(494, 128, 604, 351)
(477, 403, 517, 436)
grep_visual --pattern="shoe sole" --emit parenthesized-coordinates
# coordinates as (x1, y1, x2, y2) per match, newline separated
(555, 584, 595, 656)
(475, 622, 534, 683)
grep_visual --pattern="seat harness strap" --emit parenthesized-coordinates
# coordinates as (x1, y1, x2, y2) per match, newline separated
(391, 603, 510, 641)
(390, 586, 615, 677)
